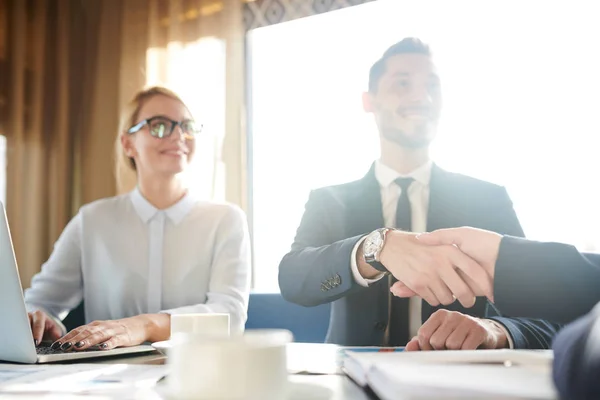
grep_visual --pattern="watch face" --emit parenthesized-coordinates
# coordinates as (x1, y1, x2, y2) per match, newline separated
(364, 231, 384, 256)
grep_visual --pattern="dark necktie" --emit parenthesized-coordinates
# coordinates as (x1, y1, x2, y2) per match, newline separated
(388, 177, 414, 346)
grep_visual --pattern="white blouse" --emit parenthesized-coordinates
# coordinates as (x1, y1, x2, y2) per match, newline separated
(24, 188, 251, 334)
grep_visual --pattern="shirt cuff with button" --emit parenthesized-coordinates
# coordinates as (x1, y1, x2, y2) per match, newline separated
(486, 319, 515, 349)
(351, 236, 385, 287)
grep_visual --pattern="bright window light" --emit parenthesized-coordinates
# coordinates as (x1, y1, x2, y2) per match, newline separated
(248, 0, 600, 292)
(146, 37, 226, 200)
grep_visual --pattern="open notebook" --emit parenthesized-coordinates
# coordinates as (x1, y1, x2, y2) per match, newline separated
(343, 349, 557, 399)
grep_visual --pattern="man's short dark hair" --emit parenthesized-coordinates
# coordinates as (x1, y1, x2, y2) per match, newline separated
(368, 37, 431, 93)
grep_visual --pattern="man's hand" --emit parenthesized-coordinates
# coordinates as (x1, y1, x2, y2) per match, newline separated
(417, 227, 502, 276)
(391, 227, 502, 301)
(377, 230, 492, 308)
(405, 309, 509, 351)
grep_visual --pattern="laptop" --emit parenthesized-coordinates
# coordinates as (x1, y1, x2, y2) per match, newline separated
(0, 202, 156, 363)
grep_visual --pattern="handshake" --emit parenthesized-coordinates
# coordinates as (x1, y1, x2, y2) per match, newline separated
(359, 227, 503, 308)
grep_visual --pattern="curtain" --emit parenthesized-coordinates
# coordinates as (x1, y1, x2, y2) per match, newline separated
(0, 0, 245, 287)
(0, 0, 120, 288)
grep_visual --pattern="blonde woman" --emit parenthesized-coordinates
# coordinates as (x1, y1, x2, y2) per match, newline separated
(24, 87, 250, 351)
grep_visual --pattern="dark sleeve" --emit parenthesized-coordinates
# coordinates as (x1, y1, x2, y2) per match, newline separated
(553, 304, 600, 399)
(486, 307, 562, 349)
(483, 187, 564, 350)
(278, 190, 367, 307)
(495, 236, 600, 323)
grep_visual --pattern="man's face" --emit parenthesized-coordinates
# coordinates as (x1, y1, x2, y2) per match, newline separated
(366, 53, 442, 148)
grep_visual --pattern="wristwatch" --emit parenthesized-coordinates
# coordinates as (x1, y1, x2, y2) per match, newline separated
(362, 228, 392, 272)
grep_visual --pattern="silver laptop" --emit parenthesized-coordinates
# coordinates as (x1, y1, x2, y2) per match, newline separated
(0, 202, 156, 363)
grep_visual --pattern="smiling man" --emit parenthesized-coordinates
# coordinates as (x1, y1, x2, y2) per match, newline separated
(278, 38, 560, 350)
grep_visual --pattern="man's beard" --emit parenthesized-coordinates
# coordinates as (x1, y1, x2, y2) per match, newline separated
(378, 109, 435, 148)
(381, 124, 433, 149)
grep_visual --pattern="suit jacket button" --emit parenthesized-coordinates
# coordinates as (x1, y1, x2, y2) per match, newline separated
(374, 321, 386, 331)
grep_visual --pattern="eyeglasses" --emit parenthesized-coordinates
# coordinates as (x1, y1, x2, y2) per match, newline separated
(127, 116, 203, 139)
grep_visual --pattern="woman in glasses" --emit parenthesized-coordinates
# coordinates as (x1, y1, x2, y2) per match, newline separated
(23, 86, 250, 351)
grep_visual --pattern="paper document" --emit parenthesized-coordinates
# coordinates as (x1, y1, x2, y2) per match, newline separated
(286, 343, 403, 375)
(0, 369, 39, 384)
(0, 363, 166, 396)
(343, 349, 553, 387)
(287, 343, 341, 374)
(369, 362, 557, 399)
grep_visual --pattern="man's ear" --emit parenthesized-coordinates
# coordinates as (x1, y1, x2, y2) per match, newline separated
(362, 91, 375, 113)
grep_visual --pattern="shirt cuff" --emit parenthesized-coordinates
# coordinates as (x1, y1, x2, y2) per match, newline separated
(486, 319, 514, 349)
(351, 236, 385, 287)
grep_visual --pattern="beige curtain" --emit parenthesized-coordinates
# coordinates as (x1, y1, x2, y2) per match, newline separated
(0, 0, 245, 287)
(0, 0, 120, 288)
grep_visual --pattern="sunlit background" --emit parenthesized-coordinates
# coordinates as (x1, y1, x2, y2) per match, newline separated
(1, 0, 598, 292)
(249, 0, 600, 291)
(146, 38, 227, 201)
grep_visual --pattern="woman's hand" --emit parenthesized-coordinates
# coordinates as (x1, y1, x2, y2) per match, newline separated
(28, 310, 64, 345)
(50, 314, 170, 351)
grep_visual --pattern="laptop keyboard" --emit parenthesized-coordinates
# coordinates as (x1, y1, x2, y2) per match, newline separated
(36, 344, 101, 355)
(36, 346, 67, 355)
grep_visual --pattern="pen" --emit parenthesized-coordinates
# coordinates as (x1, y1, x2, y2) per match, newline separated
(342, 347, 405, 353)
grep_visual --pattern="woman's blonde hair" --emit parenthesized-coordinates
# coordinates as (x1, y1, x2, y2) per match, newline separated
(114, 86, 189, 191)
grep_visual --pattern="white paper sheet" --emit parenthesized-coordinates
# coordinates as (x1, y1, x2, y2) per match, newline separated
(0, 363, 166, 397)
(368, 362, 557, 400)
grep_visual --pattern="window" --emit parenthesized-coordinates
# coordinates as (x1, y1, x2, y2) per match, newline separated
(146, 37, 226, 201)
(248, 0, 600, 292)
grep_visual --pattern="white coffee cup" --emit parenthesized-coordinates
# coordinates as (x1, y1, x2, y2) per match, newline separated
(168, 329, 293, 400)
(170, 313, 230, 338)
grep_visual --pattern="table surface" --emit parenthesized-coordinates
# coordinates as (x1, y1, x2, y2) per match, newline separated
(98, 351, 372, 400)
(0, 345, 559, 400)
(0, 347, 372, 400)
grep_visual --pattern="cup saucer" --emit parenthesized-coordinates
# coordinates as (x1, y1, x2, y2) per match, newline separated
(151, 340, 173, 355)
(154, 380, 332, 400)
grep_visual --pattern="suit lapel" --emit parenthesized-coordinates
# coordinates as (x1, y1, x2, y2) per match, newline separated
(426, 164, 453, 232)
(423, 164, 486, 321)
(423, 164, 453, 321)
(345, 165, 391, 343)
(344, 164, 385, 237)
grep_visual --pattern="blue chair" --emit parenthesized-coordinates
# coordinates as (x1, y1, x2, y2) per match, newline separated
(245, 293, 331, 343)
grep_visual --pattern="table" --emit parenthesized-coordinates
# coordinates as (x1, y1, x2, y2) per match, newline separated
(94, 351, 372, 400)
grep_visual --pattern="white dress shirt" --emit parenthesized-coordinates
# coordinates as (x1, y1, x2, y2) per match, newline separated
(351, 160, 432, 339)
(350, 160, 513, 347)
(24, 188, 251, 334)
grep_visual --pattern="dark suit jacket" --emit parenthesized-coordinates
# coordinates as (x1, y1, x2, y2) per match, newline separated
(552, 304, 600, 400)
(279, 164, 560, 348)
(480, 237, 600, 399)
(495, 236, 600, 323)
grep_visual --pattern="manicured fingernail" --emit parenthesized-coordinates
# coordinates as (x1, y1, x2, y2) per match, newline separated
(100, 343, 108, 349)
(60, 342, 73, 351)
(34, 339, 39, 346)
(51, 341, 62, 350)
(75, 341, 85, 348)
